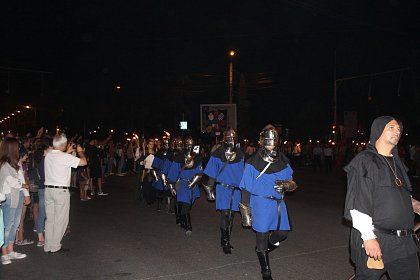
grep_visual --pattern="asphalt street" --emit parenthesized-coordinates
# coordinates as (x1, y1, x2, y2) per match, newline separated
(1, 165, 419, 280)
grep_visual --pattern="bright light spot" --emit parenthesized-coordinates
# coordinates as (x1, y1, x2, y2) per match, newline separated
(283, 141, 288, 144)
(16, 111, 20, 113)
(332, 142, 336, 145)
(316, 140, 320, 143)
(127, 138, 131, 141)
(110, 129, 114, 133)
(352, 140, 355, 143)
(332, 131, 336, 134)
(309, 140, 312, 143)
(93, 130, 97, 133)
(405, 133, 408, 136)
(11, 113, 14, 116)
(229, 51, 235, 56)
(24, 106, 31, 109)
(125, 132, 128, 135)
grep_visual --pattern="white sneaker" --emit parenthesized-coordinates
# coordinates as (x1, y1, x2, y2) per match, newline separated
(98, 192, 109, 196)
(8, 251, 27, 259)
(1, 255, 11, 265)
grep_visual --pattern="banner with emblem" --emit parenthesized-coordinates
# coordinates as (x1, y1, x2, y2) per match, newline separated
(200, 104, 237, 138)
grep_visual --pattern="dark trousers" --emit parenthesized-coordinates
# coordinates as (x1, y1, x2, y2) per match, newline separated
(355, 253, 419, 280)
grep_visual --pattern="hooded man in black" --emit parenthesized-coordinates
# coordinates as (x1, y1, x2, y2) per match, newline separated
(344, 116, 418, 280)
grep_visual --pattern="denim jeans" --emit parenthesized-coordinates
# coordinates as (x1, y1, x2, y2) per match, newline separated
(0, 208, 4, 247)
(1, 192, 24, 247)
(36, 188, 46, 233)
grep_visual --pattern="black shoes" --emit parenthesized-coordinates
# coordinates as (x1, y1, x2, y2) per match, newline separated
(47, 247, 70, 255)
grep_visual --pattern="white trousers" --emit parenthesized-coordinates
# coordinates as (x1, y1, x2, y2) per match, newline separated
(44, 188, 70, 252)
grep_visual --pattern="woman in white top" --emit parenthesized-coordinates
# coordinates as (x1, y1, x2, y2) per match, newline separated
(0, 138, 30, 265)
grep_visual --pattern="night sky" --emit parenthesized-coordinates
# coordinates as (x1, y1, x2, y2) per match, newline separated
(1, 1, 420, 141)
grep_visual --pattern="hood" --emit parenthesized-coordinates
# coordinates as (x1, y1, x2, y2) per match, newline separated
(367, 116, 402, 155)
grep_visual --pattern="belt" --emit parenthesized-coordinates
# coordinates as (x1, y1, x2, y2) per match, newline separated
(374, 227, 415, 237)
(252, 194, 283, 201)
(216, 182, 240, 191)
(45, 185, 70, 190)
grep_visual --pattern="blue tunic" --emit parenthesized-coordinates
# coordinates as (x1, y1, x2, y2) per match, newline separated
(151, 154, 166, 191)
(162, 157, 172, 175)
(203, 147, 244, 211)
(168, 154, 202, 205)
(239, 152, 293, 233)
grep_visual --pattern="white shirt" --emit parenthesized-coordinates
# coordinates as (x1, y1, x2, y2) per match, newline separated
(44, 150, 80, 187)
(350, 209, 376, 240)
(0, 165, 29, 196)
(144, 154, 155, 169)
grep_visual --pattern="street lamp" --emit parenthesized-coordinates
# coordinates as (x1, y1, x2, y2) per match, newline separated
(229, 50, 235, 104)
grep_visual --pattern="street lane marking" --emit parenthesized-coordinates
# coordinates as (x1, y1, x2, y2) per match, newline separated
(134, 244, 348, 279)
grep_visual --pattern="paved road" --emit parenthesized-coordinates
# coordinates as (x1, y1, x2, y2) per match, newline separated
(2, 166, 418, 280)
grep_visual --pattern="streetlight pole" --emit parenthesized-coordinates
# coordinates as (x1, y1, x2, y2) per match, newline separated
(229, 50, 235, 104)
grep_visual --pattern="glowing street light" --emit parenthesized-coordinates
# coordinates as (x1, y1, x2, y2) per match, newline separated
(228, 50, 235, 104)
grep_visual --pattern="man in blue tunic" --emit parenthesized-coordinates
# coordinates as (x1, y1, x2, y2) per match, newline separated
(167, 137, 202, 236)
(239, 125, 297, 280)
(151, 136, 170, 212)
(165, 137, 183, 222)
(203, 128, 244, 254)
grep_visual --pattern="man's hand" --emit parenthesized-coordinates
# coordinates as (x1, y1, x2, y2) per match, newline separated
(363, 239, 382, 260)
(76, 145, 84, 153)
(411, 197, 420, 215)
(66, 143, 75, 153)
(36, 127, 44, 138)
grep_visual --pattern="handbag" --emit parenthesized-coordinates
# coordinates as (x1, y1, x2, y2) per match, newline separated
(29, 165, 41, 193)
(29, 182, 39, 193)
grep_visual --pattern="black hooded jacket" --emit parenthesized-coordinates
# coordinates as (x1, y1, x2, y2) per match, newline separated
(344, 116, 417, 264)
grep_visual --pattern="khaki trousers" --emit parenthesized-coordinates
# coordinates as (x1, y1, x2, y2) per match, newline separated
(44, 188, 70, 252)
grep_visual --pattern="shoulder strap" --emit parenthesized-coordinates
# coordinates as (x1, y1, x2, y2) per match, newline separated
(216, 161, 229, 180)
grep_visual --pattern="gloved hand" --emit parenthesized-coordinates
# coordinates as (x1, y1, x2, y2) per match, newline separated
(273, 180, 298, 194)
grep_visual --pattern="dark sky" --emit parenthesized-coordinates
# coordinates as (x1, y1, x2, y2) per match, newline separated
(1, 1, 420, 140)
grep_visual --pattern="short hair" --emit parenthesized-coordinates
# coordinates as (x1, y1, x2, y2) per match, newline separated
(53, 133, 68, 149)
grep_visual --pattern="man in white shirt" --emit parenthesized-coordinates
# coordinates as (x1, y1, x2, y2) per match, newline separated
(44, 134, 87, 254)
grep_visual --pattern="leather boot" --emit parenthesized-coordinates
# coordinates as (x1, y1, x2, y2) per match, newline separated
(256, 251, 272, 280)
(175, 203, 182, 225)
(156, 198, 162, 211)
(267, 231, 287, 252)
(267, 240, 279, 253)
(180, 214, 187, 230)
(220, 228, 233, 254)
(185, 213, 192, 236)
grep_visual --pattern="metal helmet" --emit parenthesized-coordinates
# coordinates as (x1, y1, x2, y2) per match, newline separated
(183, 137, 194, 154)
(162, 135, 170, 150)
(173, 137, 183, 151)
(223, 127, 237, 161)
(259, 124, 280, 163)
(183, 137, 195, 168)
